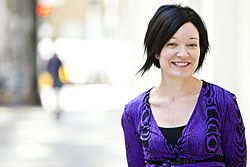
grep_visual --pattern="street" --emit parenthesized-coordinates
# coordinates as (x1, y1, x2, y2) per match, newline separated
(0, 84, 130, 167)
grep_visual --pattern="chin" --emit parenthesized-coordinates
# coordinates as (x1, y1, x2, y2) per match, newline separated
(171, 72, 194, 79)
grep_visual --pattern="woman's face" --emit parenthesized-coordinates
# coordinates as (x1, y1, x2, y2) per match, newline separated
(156, 22, 200, 79)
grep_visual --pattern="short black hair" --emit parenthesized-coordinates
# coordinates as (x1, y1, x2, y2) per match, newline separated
(137, 4, 209, 75)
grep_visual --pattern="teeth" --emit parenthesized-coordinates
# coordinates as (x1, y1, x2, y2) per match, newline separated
(174, 62, 189, 66)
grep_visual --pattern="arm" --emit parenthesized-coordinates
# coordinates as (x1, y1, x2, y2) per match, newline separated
(221, 93, 247, 166)
(121, 105, 145, 167)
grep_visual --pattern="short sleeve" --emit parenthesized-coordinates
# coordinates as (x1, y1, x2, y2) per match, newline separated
(221, 93, 247, 166)
(121, 105, 145, 167)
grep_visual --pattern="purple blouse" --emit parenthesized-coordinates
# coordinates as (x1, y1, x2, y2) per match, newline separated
(121, 81, 247, 167)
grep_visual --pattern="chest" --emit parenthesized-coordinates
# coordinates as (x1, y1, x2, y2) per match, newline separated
(149, 95, 199, 127)
(139, 96, 224, 160)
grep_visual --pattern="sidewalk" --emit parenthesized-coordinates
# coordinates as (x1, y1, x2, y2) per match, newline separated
(0, 106, 127, 167)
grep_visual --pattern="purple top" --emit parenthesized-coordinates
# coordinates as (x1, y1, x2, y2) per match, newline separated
(121, 81, 247, 167)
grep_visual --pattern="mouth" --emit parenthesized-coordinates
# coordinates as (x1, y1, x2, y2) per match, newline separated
(172, 62, 191, 67)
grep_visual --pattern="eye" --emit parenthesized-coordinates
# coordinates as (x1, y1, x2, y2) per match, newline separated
(166, 43, 177, 47)
(188, 44, 198, 47)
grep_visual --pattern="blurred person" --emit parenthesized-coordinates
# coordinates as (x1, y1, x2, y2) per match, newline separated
(47, 53, 64, 119)
(47, 53, 63, 88)
(121, 4, 246, 167)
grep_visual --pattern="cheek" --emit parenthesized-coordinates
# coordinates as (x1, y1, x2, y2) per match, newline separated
(193, 53, 200, 60)
(159, 52, 172, 65)
(159, 49, 175, 60)
(191, 50, 200, 61)
(192, 54, 200, 68)
(159, 49, 179, 67)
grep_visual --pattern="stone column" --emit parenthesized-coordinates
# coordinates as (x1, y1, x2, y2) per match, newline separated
(0, 0, 40, 105)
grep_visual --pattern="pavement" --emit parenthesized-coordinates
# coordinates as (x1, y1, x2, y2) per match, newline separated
(0, 84, 130, 167)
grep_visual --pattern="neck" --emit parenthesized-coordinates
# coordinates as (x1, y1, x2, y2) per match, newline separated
(153, 77, 201, 99)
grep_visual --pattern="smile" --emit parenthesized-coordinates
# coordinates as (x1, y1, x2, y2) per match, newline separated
(172, 62, 191, 67)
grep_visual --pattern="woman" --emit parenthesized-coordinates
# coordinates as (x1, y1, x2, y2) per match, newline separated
(121, 4, 247, 167)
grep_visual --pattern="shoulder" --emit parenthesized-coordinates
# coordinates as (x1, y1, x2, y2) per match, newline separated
(202, 80, 235, 101)
(122, 88, 151, 123)
(201, 81, 243, 128)
(202, 80, 239, 115)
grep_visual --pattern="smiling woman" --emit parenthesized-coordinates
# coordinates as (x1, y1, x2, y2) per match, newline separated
(121, 4, 247, 167)
(156, 22, 200, 79)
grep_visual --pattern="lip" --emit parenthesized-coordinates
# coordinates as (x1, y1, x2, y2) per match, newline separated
(171, 61, 191, 67)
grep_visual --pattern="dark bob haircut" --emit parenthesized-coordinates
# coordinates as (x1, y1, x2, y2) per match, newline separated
(138, 4, 209, 75)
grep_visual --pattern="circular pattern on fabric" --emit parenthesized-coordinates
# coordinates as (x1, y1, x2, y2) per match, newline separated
(206, 134, 218, 153)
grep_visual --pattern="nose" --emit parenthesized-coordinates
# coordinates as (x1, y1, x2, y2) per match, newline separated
(176, 45, 189, 57)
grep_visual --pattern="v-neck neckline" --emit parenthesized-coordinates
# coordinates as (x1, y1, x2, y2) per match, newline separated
(145, 80, 205, 148)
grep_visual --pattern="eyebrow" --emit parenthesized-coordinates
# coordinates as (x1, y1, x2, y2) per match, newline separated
(171, 37, 199, 40)
(189, 37, 199, 40)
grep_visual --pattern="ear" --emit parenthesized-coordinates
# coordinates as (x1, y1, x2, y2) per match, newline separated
(155, 54, 160, 59)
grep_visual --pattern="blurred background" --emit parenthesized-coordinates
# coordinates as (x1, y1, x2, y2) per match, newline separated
(0, 0, 249, 166)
